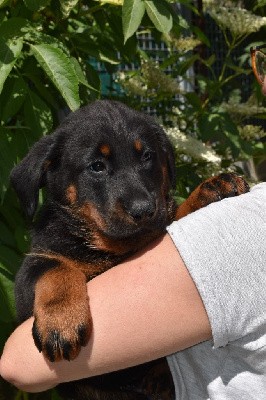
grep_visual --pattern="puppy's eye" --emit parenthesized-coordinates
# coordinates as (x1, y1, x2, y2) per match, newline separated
(142, 150, 153, 162)
(89, 161, 106, 173)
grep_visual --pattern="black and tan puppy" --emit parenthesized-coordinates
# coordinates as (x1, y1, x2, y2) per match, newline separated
(11, 100, 249, 400)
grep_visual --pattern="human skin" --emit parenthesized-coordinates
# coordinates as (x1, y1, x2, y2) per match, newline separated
(0, 233, 212, 393)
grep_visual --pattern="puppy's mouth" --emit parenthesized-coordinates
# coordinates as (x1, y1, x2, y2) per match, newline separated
(75, 199, 168, 250)
(89, 214, 167, 256)
(101, 206, 168, 241)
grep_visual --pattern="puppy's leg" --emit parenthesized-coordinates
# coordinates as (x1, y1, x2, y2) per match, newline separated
(175, 173, 249, 220)
(32, 257, 91, 362)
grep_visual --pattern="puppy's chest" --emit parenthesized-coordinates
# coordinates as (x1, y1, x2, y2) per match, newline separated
(32, 226, 127, 282)
(33, 205, 156, 282)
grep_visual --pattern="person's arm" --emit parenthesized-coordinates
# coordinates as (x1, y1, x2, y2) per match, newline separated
(0, 233, 211, 393)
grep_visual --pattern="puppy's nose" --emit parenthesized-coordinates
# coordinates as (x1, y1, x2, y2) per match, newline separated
(126, 199, 156, 222)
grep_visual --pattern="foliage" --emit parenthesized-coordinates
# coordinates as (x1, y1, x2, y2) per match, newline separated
(0, 0, 265, 398)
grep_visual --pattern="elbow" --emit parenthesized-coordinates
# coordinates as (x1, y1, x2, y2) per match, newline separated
(0, 355, 25, 391)
(0, 319, 58, 393)
(0, 354, 47, 393)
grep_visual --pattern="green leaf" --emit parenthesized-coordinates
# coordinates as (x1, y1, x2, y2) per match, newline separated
(0, 128, 16, 201)
(0, 0, 10, 8)
(86, 62, 101, 94)
(185, 92, 202, 111)
(0, 17, 29, 39)
(1, 76, 28, 122)
(192, 25, 210, 47)
(254, 0, 266, 10)
(122, 0, 145, 43)
(60, 0, 79, 18)
(23, 0, 50, 11)
(0, 244, 19, 323)
(176, 13, 189, 30)
(24, 89, 53, 136)
(30, 43, 80, 111)
(176, 53, 200, 76)
(0, 37, 23, 95)
(0, 244, 21, 275)
(198, 112, 242, 159)
(144, 0, 173, 33)
(24, 29, 72, 56)
(24, 73, 59, 110)
(51, 389, 64, 400)
(6, 128, 35, 165)
(0, 267, 16, 323)
(99, 47, 120, 64)
(0, 322, 15, 357)
(100, 53, 120, 65)
(0, 221, 16, 248)
(71, 57, 98, 92)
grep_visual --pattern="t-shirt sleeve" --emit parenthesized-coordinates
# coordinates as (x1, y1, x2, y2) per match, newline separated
(166, 183, 266, 348)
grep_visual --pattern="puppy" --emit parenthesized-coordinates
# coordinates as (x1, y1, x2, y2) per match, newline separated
(11, 100, 249, 399)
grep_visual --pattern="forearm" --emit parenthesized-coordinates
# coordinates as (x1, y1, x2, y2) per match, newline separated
(0, 234, 211, 392)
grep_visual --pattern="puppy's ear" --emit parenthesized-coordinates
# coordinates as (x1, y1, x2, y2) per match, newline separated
(164, 137, 176, 189)
(10, 134, 55, 219)
(156, 126, 176, 189)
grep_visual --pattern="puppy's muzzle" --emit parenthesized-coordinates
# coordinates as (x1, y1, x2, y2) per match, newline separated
(124, 197, 157, 223)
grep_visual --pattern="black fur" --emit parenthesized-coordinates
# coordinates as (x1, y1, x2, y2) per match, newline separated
(11, 100, 250, 400)
(11, 100, 177, 400)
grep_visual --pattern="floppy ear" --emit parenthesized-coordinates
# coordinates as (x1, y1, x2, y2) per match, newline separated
(10, 134, 56, 219)
(156, 126, 177, 189)
(164, 136, 176, 189)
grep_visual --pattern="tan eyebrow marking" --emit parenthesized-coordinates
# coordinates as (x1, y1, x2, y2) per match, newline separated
(99, 144, 111, 157)
(134, 139, 143, 152)
(66, 184, 77, 204)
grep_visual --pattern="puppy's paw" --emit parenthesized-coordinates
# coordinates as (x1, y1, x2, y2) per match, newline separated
(197, 173, 249, 204)
(33, 265, 92, 362)
(32, 297, 91, 362)
(176, 173, 249, 219)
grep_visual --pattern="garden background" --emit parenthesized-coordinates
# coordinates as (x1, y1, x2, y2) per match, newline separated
(0, 0, 265, 399)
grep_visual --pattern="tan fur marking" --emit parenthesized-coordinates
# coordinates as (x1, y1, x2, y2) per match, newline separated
(175, 174, 249, 220)
(91, 228, 161, 256)
(34, 263, 91, 361)
(175, 180, 216, 220)
(99, 144, 111, 157)
(134, 139, 143, 152)
(91, 231, 130, 255)
(28, 252, 111, 280)
(66, 184, 77, 204)
(78, 202, 107, 231)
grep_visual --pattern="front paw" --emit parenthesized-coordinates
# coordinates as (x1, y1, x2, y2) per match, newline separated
(197, 173, 249, 205)
(32, 303, 91, 362)
(32, 263, 92, 362)
(176, 173, 249, 219)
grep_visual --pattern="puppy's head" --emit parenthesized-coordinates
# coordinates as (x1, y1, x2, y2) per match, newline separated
(11, 100, 176, 241)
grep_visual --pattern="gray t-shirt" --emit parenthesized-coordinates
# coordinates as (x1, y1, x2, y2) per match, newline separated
(166, 182, 266, 400)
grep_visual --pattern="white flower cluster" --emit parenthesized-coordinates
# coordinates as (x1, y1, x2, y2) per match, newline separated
(166, 127, 222, 165)
(116, 72, 148, 97)
(117, 60, 181, 98)
(220, 94, 266, 122)
(141, 60, 181, 95)
(203, 0, 243, 9)
(203, 1, 266, 37)
(95, 0, 123, 4)
(238, 125, 266, 140)
(165, 34, 201, 53)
